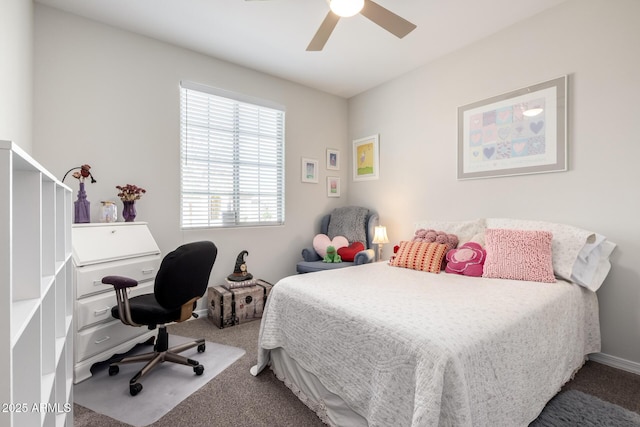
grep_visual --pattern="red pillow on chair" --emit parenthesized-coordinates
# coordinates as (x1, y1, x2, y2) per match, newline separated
(337, 242, 365, 262)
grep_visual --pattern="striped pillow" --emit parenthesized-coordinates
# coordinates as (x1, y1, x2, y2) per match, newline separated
(390, 241, 448, 273)
(482, 228, 556, 283)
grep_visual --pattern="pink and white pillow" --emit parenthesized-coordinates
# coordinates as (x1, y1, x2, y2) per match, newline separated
(445, 242, 486, 277)
(313, 234, 348, 258)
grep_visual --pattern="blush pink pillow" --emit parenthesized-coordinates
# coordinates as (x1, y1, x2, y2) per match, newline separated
(482, 229, 556, 283)
(445, 242, 486, 277)
(313, 234, 349, 258)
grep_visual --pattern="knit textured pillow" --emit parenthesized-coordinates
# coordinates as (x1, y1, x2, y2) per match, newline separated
(483, 229, 556, 283)
(390, 241, 448, 273)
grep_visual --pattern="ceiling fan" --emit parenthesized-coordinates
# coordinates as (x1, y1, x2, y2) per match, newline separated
(248, 0, 417, 51)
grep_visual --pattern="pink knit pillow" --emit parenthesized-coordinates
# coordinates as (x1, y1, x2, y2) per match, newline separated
(483, 229, 556, 283)
(390, 241, 448, 273)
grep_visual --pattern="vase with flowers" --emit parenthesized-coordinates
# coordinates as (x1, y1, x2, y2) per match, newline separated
(116, 184, 146, 222)
(62, 164, 96, 224)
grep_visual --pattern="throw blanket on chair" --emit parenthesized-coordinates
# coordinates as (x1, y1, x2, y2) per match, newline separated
(327, 206, 369, 245)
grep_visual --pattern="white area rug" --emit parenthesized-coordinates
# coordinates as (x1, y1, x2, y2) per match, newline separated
(74, 335, 245, 426)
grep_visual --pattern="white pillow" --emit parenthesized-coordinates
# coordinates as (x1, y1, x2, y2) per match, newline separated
(413, 219, 486, 244)
(570, 234, 616, 291)
(485, 218, 615, 290)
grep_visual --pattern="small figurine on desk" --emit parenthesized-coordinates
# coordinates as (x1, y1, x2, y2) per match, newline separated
(227, 250, 254, 282)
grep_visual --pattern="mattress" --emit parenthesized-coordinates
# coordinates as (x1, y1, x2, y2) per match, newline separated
(252, 262, 600, 426)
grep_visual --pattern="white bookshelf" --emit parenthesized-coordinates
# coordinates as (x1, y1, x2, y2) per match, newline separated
(0, 141, 73, 427)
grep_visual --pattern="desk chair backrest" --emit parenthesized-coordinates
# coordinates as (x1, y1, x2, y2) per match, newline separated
(154, 241, 218, 310)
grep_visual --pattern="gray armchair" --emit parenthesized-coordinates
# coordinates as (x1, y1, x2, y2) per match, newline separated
(296, 206, 378, 274)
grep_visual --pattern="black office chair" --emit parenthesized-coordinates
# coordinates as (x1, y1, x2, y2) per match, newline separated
(101, 240, 217, 396)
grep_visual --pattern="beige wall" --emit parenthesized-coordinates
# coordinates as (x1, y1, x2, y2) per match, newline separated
(0, 0, 33, 152)
(348, 0, 640, 368)
(33, 5, 350, 288)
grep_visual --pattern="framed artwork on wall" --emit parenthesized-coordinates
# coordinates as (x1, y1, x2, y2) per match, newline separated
(326, 148, 340, 170)
(457, 76, 567, 180)
(327, 177, 340, 197)
(353, 134, 379, 181)
(301, 158, 319, 183)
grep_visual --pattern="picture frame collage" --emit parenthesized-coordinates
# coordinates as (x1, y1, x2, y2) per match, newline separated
(302, 133, 381, 197)
(301, 149, 341, 197)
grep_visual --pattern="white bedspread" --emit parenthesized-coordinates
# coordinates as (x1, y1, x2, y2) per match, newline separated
(253, 262, 600, 427)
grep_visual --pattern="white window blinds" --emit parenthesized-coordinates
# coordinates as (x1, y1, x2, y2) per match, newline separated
(180, 81, 285, 228)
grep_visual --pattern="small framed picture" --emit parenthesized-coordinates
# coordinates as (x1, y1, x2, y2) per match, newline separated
(326, 149, 340, 170)
(301, 158, 319, 183)
(353, 134, 380, 181)
(327, 177, 340, 197)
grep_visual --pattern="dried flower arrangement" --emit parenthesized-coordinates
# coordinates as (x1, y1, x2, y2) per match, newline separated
(116, 184, 147, 202)
(62, 164, 96, 224)
(62, 164, 97, 183)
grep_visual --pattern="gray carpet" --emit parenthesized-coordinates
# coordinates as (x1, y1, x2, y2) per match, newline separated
(74, 335, 244, 427)
(74, 318, 640, 427)
(531, 389, 640, 427)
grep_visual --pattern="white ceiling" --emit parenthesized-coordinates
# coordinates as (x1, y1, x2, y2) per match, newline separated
(35, 0, 568, 98)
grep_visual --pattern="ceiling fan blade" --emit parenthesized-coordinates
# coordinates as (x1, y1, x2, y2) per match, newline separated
(306, 12, 340, 51)
(360, 0, 416, 38)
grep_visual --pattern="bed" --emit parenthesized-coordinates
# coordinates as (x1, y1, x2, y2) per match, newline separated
(251, 218, 615, 427)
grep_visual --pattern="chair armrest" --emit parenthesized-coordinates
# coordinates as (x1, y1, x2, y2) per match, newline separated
(101, 275, 142, 327)
(102, 275, 138, 290)
(301, 247, 321, 262)
(354, 249, 375, 265)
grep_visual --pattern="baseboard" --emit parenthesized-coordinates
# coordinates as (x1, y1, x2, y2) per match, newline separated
(589, 352, 640, 375)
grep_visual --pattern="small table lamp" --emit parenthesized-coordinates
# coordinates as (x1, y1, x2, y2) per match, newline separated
(372, 225, 389, 261)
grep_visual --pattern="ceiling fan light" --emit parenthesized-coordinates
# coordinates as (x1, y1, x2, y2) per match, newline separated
(330, 0, 364, 17)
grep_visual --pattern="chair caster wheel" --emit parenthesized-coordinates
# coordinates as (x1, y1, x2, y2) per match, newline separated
(197, 343, 206, 353)
(130, 383, 143, 396)
(194, 365, 204, 376)
(109, 365, 119, 376)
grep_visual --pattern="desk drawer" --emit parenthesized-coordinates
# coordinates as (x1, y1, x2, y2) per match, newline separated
(76, 320, 149, 362)
(76, 255, 161, 298)
(76, 281, 154, 331)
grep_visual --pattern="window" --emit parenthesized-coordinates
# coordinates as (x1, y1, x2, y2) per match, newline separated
(180, 81, 285, 228)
